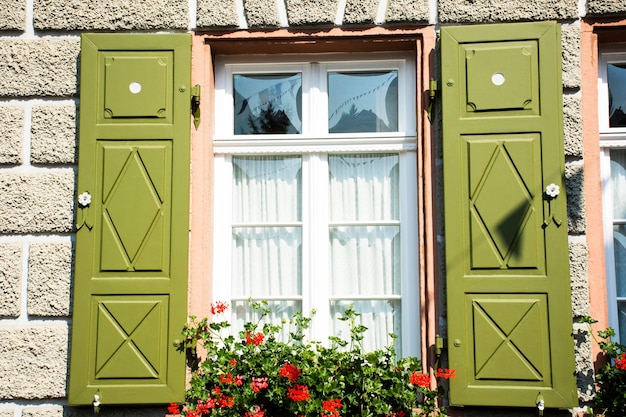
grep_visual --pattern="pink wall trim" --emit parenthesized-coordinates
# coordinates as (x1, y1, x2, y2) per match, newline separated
(188, 35, 215, 318)
(187, 27, 439, 370)
(581, 18, 626, 368)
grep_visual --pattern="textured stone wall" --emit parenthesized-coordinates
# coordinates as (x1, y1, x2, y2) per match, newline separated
(1, 0, 625, 416)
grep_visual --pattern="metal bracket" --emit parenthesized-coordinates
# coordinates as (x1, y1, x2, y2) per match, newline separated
(435, 335, 445, 357)
(427, 79, 438, 122)
(191, 84, 201, 129)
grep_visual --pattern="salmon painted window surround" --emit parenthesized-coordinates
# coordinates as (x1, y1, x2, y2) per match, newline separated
(188, 28, 437, 364)
(582, 20, 626, 360)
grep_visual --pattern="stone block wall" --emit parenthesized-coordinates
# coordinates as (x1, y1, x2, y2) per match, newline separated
(0, 0, 625, 416)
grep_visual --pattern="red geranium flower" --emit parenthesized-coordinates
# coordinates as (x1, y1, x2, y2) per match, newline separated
(616, 353, 626, 370)
(287, 384, 310, 402)
(279, 361, 301, 382)
(436, 368, 456, 379)
(218, 394, 235, 408)
(211, 301, 229, 315)
(322, 398, 341, 412)
(245, 331, 265, 345)
(321, 398, 342, 417)
(409, 371, 431, 388)
(196, 399, 215, 414)
(167, 403, 180, 415)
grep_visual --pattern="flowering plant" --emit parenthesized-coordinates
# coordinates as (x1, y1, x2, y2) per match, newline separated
(171, 301, 454, 417)
(579, 316, 626, 416)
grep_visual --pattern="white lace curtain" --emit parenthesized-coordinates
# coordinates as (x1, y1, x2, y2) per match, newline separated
(230, 154, 401, 352)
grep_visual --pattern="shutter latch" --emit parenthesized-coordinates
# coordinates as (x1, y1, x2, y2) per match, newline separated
(427, 79, 438, 122)
(93, 391, 101, 414)
(535, 392, 544, 416)
(191, 84, 201, 129)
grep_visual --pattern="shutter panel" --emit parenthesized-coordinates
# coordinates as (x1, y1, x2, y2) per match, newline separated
(441, 22, 577, 408)
(69, 33, 191, 405)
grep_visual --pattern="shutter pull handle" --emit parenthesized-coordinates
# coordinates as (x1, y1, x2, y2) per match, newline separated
(542, 184, 561, 228)
(76, 191, 93, 231)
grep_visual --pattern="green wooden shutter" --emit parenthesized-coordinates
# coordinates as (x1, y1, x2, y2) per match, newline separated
(68, 33, 191, 405)
(441, 22, 577, 408)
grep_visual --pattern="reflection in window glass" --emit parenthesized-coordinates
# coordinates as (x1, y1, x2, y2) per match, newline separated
(234, 74, 302, 134)
(328, 71, 398, 133)
(608, 64, 626, 127)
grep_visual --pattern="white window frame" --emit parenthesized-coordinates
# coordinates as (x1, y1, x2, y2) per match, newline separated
(599, 45, 626, 342)
(212, 53, 420, 357)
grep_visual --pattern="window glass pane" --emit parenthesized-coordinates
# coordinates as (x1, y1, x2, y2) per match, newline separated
(328, 71, 398, 133)
(329, 154, 399, 222)
(331, 300, 401, 354)
(234, 73, 302, 134)
(611, 150, 626, 220)
(329, 226, 400, 295)
(608, 64, 626, 128)
(231, 156, 302, 299)
(232, 227, 302, 297)
(233, 156, 301, 223)
(614, 225, 626, 297)
(619, 302, 626, 345)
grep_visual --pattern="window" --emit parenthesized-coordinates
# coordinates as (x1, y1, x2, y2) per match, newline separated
(212, 53, 419, 356)
(599, 45, 626, 344)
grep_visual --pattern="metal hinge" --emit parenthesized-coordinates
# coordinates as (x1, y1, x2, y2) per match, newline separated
(435, 335, 445, 357)
(191, 84, 201, 129)
(427, 79, 438, 122)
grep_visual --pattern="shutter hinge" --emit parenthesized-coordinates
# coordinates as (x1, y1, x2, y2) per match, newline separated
(191, 84, 201, 129)
(427, 79, 438, 122)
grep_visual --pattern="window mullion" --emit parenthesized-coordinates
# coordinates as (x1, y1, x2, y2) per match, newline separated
(310, 62, 324, 136)
(213, 154, 234, 305)
(306, 153, 331, 343)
